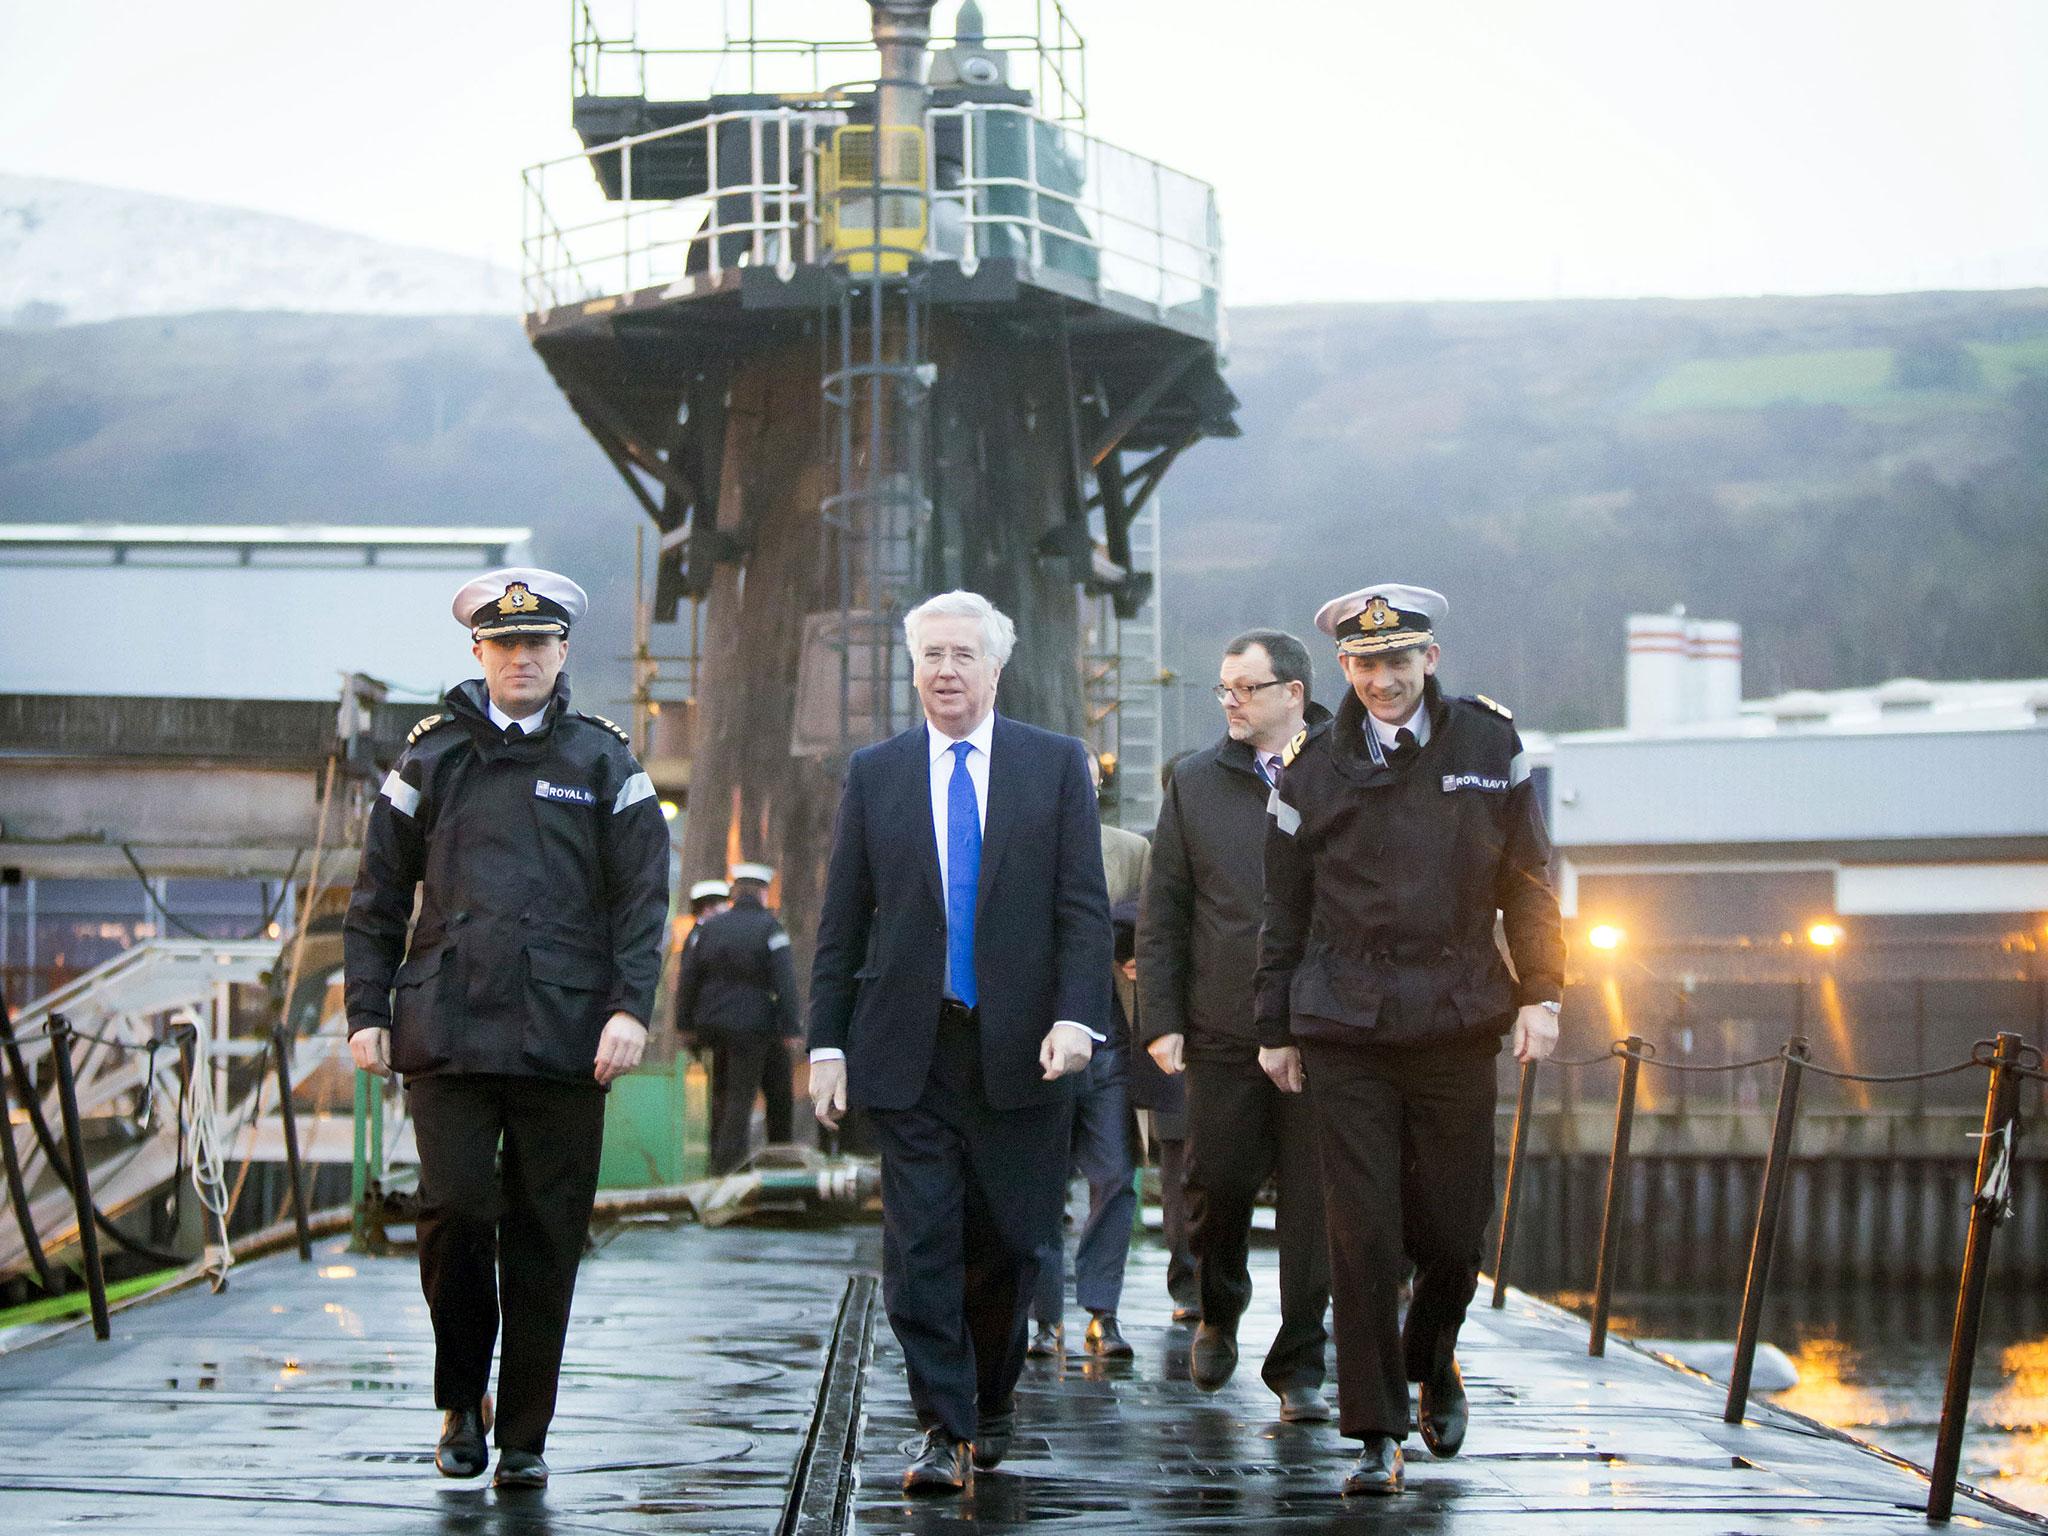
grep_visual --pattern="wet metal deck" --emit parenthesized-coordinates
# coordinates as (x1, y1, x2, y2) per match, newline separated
(0, 1219, 2040, 1533)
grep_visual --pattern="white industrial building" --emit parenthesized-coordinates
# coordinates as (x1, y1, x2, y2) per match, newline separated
(1548, 609, 2048, 960)
(0, 524, 533, 702)
(0, 523, 534, 1006)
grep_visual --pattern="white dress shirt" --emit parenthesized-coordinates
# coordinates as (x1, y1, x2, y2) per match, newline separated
(487, 698, 551, 734)
(810, 708, 1098, 1064)
(1366, 699, 1430, 752)
(928, 711, 995, 893)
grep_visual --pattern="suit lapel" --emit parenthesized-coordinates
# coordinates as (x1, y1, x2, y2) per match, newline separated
(898, 724, 945, 912)
(975, 714, 1020, 918)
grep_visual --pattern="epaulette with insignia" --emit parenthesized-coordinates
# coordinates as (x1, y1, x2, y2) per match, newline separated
(1473, 694, 1513, 719)
(1281, 727, 1310, 767)
(405, 713, 447, 745)
(579, 711, 633, 743)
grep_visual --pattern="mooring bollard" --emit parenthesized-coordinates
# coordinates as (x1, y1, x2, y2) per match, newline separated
(1588, 1036, 1643, 1357)
(47, 1015, 111, 1341)
(1927, 1031, 2028, 1522)
(1725, 1035, 1809, 1422)
(1491, 1057, 1537, 1309)
(271, 1024, 312, 1262)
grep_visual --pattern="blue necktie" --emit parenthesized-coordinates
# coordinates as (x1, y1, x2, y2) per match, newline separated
(946, 740, 981, 1008)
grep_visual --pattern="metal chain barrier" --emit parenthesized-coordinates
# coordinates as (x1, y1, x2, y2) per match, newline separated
(1492, 1026, 2033, 1521)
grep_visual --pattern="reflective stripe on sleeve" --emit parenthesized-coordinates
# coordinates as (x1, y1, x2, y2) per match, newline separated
(380, 770, 420, 818)
(613, 770, 656, 814)
(1267, 785, 1301, 837)
(1510, 751, 1532, 787)
(768, 932, 792, 951)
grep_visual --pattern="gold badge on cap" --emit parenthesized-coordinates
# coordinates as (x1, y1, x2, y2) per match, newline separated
(1363, 596, 1398, 631)
(498, 583, 539, 615)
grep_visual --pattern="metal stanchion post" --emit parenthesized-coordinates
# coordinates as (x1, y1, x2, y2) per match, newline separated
(349, 1067, 371, 1252)
(48, 1016, 111, 1341)
(1927, 1032, 2026, 1522)
(1725, 1036, 1808, 1422)
(1588, 1036, 1643, 1357)
(1491, 1058, 1536, 1308)
(271, 1025, 311, 1261)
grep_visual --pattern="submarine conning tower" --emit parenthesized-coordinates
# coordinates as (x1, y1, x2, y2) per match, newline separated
(522, 1, 1238, 972)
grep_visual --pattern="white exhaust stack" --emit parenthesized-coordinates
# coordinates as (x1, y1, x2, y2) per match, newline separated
(1626, 609, 1742, 731)
(1688, 618, 1743, 723)
(1626, 611, 1690, 732)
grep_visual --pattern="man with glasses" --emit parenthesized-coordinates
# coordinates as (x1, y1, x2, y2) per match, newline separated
(1137, 630, 1333, 1422)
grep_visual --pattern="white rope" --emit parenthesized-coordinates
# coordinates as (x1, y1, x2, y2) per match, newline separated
(169, 1007, 235, 1288)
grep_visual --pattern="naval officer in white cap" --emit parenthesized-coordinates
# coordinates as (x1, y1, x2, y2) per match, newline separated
(675, 862, 802, 1172)
(1251, 582, 1564, 1496)
(343, 567, 670, 1489)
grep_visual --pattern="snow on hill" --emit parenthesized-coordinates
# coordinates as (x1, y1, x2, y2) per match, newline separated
(0, 173, 520, 326)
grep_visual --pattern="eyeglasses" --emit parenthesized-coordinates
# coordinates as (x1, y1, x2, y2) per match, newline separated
(1212, 679, 1286, 705)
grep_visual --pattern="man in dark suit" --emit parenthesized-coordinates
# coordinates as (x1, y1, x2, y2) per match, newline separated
(809, 589, 1112, 1496)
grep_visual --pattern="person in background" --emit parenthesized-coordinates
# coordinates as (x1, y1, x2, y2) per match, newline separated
(1138, 630, 1333, 1424)
(1129, 752, 1198, 1326)
(1255, 583, 1562, 1496)
(677, 863, 799, 1174)
(1028, 761, 1148, 1359)
(674, 878, 730, 1054)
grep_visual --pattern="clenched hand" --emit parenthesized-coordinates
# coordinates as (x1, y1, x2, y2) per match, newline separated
(349, 1027, 391, 1078)
(594, 1012, 648, 1085)
(810, 1057, 848, 1129)
(1040, 1023, 1094, 1080)
(1257, 1044, 1304, 1094)
(1510, 1004, 1558, 1064)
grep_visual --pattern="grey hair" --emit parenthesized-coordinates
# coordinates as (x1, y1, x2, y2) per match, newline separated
(903, 590, 1017, 666)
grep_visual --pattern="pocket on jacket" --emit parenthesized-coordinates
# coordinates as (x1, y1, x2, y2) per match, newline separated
(390, 945, 451, 1074)
(1448, 954, 1517, 1031)
(1290, 947, 1384, 1031)
(524, 943, 611, 1077)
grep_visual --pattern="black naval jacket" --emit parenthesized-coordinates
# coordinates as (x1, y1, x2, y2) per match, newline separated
(343, 676, 671, 1081)
(1138, 702, 1334, 1063)
(1254, 681, 1564, 1050)
(674, 892, 801, 1043)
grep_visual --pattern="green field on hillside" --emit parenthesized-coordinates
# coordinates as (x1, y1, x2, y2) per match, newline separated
(1637, 333, 2048, 414)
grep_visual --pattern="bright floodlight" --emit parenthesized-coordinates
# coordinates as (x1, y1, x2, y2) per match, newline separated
(1587, 924, 1623, 951)
(1807, 921, 1844, 949)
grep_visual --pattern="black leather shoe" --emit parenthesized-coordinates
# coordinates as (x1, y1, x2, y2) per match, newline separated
(1341, 1435, 1405, 1496)
(1419, 1355, 1468, 1457)
(1190, 1323, 1238, 1390)
(1277, 1384, 1332, 1422)
(435, 1407, 488, 1478)
(493, 1450, 549, 1489)
(1084, 1313, 1134, 1358)
(971, 1406, 1015, 1470)
(1026, 1320, 1064, 1357)
(903, 1427, 970, 1494)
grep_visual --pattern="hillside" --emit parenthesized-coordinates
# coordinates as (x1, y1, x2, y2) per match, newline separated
(1169, 291, 2048, 729)
(2, 291, 2045, 736)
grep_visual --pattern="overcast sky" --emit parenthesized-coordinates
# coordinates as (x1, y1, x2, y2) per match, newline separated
(3, 0, 2044, 306)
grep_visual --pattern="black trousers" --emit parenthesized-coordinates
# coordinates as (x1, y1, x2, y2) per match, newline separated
(1158, 1135, 1198, 1310)
(1299, 1038, 1498, 1441)
(868, 1014, 1072, 1443)
(709, 1033, 796, 1174)
(1183, 1056, 1329, 1390)
(407, 1073, 607, 1454)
